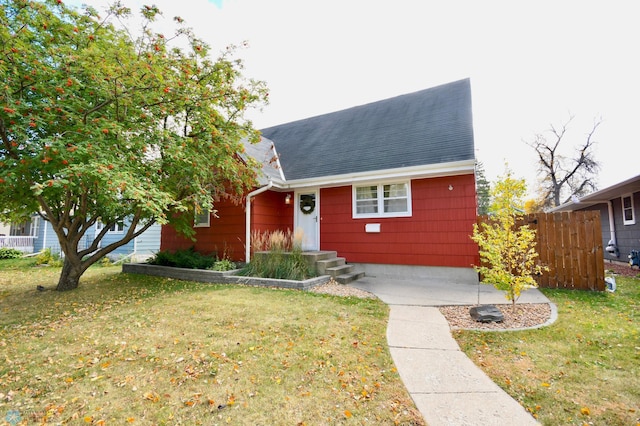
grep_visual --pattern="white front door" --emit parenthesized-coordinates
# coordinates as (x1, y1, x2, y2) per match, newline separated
(295, 191, 319, 251)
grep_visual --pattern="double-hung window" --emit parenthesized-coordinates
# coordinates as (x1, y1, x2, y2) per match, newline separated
(622, 194, 635, 225)
(353, 181, 411, 218)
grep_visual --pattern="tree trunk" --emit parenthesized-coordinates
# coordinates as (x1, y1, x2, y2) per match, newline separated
(56, 257, 84, 291)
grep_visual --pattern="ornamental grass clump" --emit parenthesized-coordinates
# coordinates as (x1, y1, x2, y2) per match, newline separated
(471, 167, 547, 312)
(241, 228, 313, 280)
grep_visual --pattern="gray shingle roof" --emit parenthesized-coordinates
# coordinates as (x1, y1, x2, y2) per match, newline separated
(241, 136, 283, 185)
(260, 79, 475, 181)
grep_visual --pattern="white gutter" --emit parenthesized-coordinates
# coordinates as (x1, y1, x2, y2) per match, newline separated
(279, 159, 476, 190)
(245, 179, 273, 263)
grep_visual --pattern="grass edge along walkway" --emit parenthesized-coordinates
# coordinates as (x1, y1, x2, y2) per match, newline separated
(453, 275, 640, 426)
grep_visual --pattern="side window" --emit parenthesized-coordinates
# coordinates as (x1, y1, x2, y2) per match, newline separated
(30, 217, 40, 237)
(194, 209, 210, 228)
(109, 222, 125, 233)
(622, 194, 635, 225)
(96, 221, 124, 233)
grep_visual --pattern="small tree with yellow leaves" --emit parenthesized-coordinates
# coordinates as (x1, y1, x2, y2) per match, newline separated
(471, 167, 547, 311)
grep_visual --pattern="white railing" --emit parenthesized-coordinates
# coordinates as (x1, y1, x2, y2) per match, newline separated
(0, 236, 35, 253)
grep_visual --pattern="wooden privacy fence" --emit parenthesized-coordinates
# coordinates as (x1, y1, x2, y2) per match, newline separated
(478, 211, 605, 291)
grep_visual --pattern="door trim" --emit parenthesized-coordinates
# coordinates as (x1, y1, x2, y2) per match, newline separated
(294, 189, 319, 251)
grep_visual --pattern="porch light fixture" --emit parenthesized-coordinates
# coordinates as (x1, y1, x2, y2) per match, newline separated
(285, 194, 292, 204)
(448, 185, 454, 191)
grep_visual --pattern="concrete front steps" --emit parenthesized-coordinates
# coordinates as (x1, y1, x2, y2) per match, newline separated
(302, 251, 365, 284)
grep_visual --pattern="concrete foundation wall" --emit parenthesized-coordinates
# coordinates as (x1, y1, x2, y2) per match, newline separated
(352, 263, 479, 285)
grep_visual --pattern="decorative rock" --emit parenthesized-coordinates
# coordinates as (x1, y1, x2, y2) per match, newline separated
(469, 305, 504, 323)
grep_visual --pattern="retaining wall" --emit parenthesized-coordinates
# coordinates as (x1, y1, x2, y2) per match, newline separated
(122, 263, 331, 290)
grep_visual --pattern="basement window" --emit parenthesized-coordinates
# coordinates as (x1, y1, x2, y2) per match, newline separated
(353, 181, 411, 218)
(622, 194, 635, 225)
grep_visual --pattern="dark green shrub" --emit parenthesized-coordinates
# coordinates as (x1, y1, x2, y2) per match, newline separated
(0, 247, 23, 259)
(148, 247, 215, 269)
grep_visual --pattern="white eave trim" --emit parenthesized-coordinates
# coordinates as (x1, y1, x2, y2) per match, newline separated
(274, 159, 476, 189)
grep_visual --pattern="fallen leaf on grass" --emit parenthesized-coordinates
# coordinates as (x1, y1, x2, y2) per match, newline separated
(143, 391, 160, 402)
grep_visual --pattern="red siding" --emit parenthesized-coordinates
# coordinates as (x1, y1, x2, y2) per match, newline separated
(320, 175, 479, 267)
(161, 174, 479, 268)
(160, 191, 294, 262)
(160, 198, 246, 261)
(252, 191, 294, 233)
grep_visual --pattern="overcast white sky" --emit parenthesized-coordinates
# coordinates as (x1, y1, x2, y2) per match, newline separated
(74, 0, 639, 193)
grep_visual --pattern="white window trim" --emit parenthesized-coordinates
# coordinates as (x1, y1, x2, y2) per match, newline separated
(96, 221, 125, 233)
(109, 222, 125, 233)
(622, 193, 635, 225)
(352, 180, 412, 219)
(30, 216, 40, 237)
(194, 209, 211, 228)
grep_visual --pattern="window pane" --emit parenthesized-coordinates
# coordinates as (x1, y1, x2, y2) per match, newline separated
(383, 183, 408, 213)
(623, 197, 632, 209)
(624, 209, 633, 221)
(384, 198, 408, 213)
(107, 222, 124, 232)
(384, 183, 407, 198)
(356, 186, 378, 214)
(356, 186, 377, 200)
(357, 200, 378, 214)
(194, 211, 209, 226)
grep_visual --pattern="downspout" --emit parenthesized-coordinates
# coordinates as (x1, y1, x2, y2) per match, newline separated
(245, 179, 273, 263)
(607, 200, 618, 256)
(132, 230, 138, 262)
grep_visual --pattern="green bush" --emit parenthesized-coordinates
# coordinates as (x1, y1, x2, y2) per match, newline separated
(210, 258, 236, 271)
(0, 247, 23, 259)
(35, 248, 63, 267)
(148, 247, 215, 269)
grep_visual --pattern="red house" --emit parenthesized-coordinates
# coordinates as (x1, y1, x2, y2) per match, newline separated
(161, 79, 480, 279)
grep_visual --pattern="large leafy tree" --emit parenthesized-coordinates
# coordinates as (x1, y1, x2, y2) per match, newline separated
(0, 0, 268, 290)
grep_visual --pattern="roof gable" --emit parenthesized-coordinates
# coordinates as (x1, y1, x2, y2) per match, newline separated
(260, 79, 475, 181)
(241, 136, 284, 185)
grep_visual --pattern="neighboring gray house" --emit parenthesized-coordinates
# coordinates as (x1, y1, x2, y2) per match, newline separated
(551, 174, 640, 263)
(1, 215, 160, 262)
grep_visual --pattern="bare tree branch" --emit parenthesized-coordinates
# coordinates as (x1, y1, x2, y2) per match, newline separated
(525, 115, 602, 208)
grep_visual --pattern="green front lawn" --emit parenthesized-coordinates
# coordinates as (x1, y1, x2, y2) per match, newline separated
(454, 275, 640, 425)
(0, 261, 423, 425)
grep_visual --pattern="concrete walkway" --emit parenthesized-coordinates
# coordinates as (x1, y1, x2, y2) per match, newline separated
(350, 275, 554, 426)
